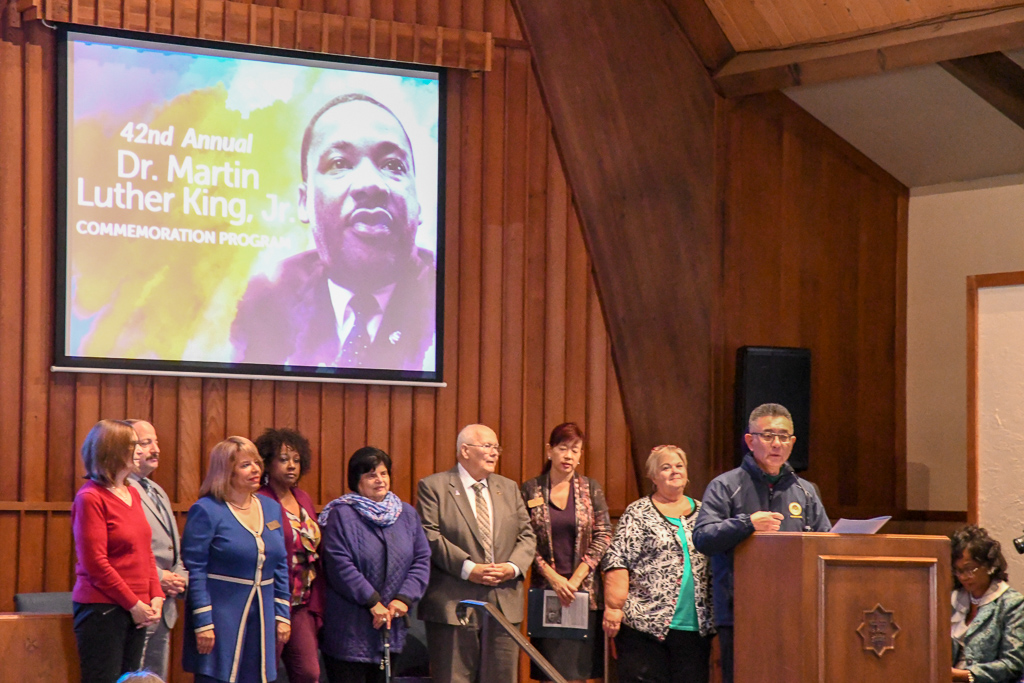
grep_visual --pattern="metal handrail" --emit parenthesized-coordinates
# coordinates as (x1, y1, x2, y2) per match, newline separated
(456, 600, 568, 683)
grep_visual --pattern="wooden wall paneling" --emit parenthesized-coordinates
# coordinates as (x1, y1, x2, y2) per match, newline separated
(0, 20, 25, 502)
(319, 383, 345, 502)
(47, 374, 76, 502)
(462, 0, 482, 32)
(438, 0, 457, 29)
(99, 375, 127, 421)
(388, 386, 413, 501)
(394, 0, 415, 23)
(563, 206, 588, 426)
(152, 375, 179, 498)
(150, 0, 173, 34)
(73, 374, 100, 484)
(520, 69, 547, 481)
(122, 0, 147, 30)
(366, 384, 391, 451)
(894, 191, 909, 515)
(455, 70, 483, 429)
(541, 133, 567, 431)
(499, 45, 526, 483)
(43, 511, 73, 591)
(342, 385, 368, 469)
(125, 375, 153, 420)
(483, 0, 502, 37)
(411, 387, 436, 495)
(273, 380, 298, 428)
(415, 0, 436, 25)
(224, 379, 251, 436)
(250, 380, 274, 436)
(430, 71, 460, 480)
(718, 92, 905, 519)
(176, 377, 202, 501)
(852, 173, 900, 511)
(20, 22, 52, 504)
(584, 277, 607, 487)
(17, 511, 46, 593)
(605, 351, 631, 508)
(201, 379, 226, 464)
(296, 381, 322, 496)
(0, 513, 18, 613)
(371, 0, 392, 21)
(478, 47, 505, 433)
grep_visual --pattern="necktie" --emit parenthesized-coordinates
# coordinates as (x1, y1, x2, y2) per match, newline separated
(141, 478, 172, 529)
(338, 293, 381, 368)
(472, 482, 493, 563)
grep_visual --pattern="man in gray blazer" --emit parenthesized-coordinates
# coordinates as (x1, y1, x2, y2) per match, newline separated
(127, 420, 187, 680)
(417, 424, 536, 683)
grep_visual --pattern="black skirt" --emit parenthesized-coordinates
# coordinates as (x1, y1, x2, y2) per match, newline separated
(529, 610, 604, 681)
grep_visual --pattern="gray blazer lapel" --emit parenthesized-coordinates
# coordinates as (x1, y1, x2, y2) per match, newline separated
(448, 468, 488, 555)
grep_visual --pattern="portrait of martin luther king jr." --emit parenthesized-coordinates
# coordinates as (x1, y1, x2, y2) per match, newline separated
(231, 93, 436, 372)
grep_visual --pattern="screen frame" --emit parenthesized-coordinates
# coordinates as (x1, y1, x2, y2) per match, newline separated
(54, 23, 446, 386)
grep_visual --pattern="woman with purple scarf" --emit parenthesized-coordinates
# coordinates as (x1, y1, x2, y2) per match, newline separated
(318, 447, 431, 683)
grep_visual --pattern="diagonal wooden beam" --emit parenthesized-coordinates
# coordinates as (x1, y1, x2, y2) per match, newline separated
(940, 52, 1024, 132)
(713, 6, 1024, 98)
(658, 0, 735, 73)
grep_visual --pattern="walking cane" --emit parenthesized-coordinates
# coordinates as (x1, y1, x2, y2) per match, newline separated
(381, 625, 392, 682)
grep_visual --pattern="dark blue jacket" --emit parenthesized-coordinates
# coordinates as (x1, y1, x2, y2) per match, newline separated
(320, 501, 431, 663)
(692, 454, 831, 626)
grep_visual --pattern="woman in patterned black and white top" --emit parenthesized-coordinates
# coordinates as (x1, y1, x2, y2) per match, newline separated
(602, 445, 714, 683)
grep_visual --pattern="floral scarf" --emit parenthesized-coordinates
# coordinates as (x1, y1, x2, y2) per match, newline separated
(318, 491, 403, 527)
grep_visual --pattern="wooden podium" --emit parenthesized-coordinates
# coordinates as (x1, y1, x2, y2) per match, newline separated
(734, 533, 952, 683)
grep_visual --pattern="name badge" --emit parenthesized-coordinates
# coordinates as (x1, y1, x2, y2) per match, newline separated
(266, 520, 281, 531)
(527, 497, 544, 508)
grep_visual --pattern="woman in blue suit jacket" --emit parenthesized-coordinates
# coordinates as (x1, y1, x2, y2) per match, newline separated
(182, 436, 291, 683)
(318, 446, 431, 683)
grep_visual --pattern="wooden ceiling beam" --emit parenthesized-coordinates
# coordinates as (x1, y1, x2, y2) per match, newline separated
(940, 52, 1024, 132)
(659, 0, 735, 72)
(713, 6, 1024, 98)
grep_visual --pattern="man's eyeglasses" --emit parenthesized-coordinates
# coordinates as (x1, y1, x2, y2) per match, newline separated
(466, 443, 503, 454)
(750, 432, 794, 444)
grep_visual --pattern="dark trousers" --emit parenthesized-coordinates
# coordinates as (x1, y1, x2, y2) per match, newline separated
(424, 620, 520, 683)
(615, 624, 711, 683)
(323, 655, 386, 683)
(718, 625, 734, 683)
(73, 601, 147, 683)
(275, 603, 320, 683)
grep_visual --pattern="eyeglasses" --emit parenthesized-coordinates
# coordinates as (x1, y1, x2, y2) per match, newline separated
(750, 432, 794, 444)
(466, 443, 503, 455)
(954, 565, 984, 579)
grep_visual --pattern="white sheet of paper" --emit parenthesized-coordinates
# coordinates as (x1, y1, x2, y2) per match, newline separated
(540, 590, 589, 629)
(830, 516, 891, 535)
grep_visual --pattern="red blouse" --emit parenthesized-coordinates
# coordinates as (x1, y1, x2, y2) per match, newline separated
(71, 480, 163, 610)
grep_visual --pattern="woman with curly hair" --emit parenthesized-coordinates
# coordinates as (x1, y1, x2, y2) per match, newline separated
(950, 525, 1024, 683)
(254, 428, 324, 683)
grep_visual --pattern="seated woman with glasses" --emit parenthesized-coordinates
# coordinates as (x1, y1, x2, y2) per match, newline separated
(950, 525, 1024, 683)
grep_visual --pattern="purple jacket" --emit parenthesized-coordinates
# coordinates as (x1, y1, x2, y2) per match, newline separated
(320, 500, 431, 663)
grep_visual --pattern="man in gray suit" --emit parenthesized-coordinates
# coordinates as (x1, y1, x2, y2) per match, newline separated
(416, 424, 536, 683)
(127, 420, 187, 680)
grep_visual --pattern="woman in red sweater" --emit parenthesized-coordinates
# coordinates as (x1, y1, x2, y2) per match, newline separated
(72, 419, 164, 683)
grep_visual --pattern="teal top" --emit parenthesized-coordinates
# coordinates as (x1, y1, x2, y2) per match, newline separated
(666, 497, 699, 632)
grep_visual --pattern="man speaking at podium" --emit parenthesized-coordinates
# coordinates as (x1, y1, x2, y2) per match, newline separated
(693, 403, 831, 683)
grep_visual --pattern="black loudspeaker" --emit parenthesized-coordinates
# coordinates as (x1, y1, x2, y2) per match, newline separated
(734, 346, 811, 472)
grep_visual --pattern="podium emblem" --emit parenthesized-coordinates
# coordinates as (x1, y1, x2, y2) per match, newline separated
(856, 604, 900, 657)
